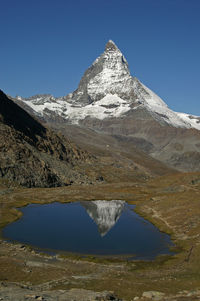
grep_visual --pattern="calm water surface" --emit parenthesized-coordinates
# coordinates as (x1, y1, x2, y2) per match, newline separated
(3, 200, 174, 259)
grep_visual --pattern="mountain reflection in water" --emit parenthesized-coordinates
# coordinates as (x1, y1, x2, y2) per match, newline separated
(2, 200, 174, 259)
(80, 200, 125, 236)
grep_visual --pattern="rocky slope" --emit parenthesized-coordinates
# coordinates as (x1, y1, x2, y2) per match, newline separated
(0, 90, 96, 187)
(13, 40, 200, 171)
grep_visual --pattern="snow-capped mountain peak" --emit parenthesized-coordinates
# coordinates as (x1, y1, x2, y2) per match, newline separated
(70, 40, 133, 104)
(14, 40, 200, 130)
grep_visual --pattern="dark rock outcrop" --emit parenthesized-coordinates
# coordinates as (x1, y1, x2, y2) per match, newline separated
(0, 90, 94, 187)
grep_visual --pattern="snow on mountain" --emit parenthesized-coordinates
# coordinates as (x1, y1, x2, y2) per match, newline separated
(86, 40, 134, 101)
(176, 112, 200, 130)
(17, 94, 131, 124)
(15, 40, 200, 130)
(81, 200, 125, 237)
(139, 83, 200, 130)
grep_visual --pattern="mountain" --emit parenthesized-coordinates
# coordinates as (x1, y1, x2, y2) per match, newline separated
(13, 40, 200, 171)
(1, 90, 174, 188)
(0, 90, 98, 187)
(81, 200, 125, 236)
(14, 40, 200, 130)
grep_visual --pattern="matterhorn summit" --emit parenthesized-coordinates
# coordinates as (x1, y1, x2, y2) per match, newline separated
(71, 39, 135, 104)
(15, 40, 200, 130)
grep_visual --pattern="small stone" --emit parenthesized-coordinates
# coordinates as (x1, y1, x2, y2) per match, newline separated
(186, 292, 192, 297)
(178, 290, 188, 294)
(142, 291, 153, 299)
(25, 295, 37, 299)
(35, 297, 43, 301)
(133, 297, 139, 301)
(142, 291, 165, 300)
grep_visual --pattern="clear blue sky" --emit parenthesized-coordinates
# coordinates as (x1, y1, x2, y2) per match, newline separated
(0, 0, 200, 115)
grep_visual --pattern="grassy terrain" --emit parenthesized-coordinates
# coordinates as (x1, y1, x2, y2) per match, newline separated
(0, 173, 200, 300)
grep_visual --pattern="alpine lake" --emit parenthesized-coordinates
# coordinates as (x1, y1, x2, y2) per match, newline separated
(2, 200, 174, 260)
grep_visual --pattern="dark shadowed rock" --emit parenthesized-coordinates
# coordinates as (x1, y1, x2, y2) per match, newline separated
(0, 91, 95, 187)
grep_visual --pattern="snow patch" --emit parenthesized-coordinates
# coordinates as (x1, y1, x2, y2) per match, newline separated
(140, 83, 199, 129)
(21, 94, 131, 124)
(176, 112, 200, 130)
